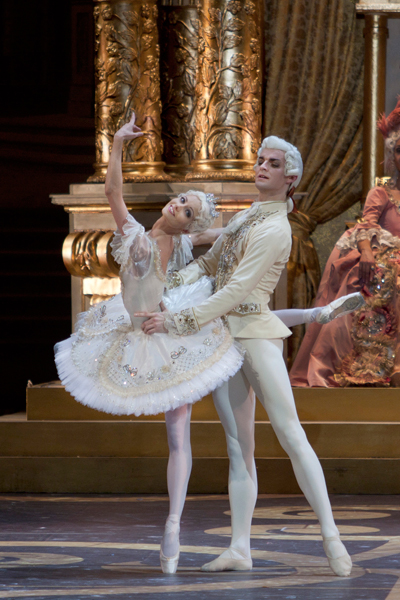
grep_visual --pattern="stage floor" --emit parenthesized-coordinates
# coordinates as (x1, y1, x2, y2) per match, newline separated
(0, 494, 399, 600)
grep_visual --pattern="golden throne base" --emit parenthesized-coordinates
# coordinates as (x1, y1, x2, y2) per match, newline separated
(0, 385, 398, 494)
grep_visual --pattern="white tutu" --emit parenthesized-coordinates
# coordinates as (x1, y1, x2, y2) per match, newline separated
(55, 277, 244, 416)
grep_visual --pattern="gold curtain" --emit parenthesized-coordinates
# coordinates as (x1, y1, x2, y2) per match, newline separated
(263, 0, 364, 365)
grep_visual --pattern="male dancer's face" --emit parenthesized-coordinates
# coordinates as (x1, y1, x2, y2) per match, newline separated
(254, 148, 294, 196)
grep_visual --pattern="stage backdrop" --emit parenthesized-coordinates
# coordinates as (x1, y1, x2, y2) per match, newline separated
(263, 0, 364, 365)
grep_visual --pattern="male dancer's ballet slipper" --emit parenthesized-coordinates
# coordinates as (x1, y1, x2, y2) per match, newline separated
(201, 549, 252, 572)
(160, 516, 180, 574)
(322, 536, 352, 577)
(316, 292, 365, 324)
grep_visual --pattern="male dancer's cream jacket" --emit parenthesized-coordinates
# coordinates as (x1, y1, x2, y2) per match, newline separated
(168, 200, 292, 340)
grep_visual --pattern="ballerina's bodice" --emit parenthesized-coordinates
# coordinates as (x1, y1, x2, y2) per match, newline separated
(121, 236, 166, 329)
(110, 214, 192, 329)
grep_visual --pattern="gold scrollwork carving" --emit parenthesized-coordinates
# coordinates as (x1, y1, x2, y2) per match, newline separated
(62, 231, 120, 278)
(189, 0, 263, 181)
(89, 0, 171, 183)
(160, 5, 199, 177)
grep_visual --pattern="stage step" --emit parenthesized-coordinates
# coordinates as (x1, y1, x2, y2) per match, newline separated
(27, 383, 400, 422)
(0, 456, 399, 494)
(2, 414, 400, 459)
(1, 408, 400, 493)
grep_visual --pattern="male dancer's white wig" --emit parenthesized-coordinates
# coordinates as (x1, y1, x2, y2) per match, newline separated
(256, 136, 303, 190)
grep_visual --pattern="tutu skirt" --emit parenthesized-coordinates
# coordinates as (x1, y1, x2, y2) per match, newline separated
(55, 277, 243, 416)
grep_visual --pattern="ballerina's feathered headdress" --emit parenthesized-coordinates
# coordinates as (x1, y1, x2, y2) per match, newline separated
(377, 97, 400, 139)
(377, 97, 400, 178)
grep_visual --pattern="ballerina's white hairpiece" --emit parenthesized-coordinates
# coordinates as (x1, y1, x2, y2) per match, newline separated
(205, 193, 220, 218)
(183, 190, 220, 233)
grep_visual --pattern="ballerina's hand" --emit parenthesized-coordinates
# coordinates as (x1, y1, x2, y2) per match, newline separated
(114, 113, 144, 141)
(135, 311, 168, 335)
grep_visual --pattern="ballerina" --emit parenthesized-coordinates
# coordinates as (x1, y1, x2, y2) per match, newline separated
(55, 114, 361, 575)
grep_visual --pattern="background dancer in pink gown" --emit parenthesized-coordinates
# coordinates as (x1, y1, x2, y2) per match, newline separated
(290, 99, 400, 387)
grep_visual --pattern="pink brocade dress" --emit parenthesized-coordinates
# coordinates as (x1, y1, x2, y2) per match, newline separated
(290, 186, 400, 387)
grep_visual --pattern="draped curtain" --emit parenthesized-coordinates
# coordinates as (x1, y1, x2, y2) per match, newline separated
(263, 0, 364, 365)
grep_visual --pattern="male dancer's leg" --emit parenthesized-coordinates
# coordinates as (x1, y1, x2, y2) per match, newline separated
(201, 370, 256, 571)
(240, 337, 351, 576)
(162, 403, 193, 557)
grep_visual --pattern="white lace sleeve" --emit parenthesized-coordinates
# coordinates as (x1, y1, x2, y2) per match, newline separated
(180, 234, 194, 265)
(110, 213, 146, 268)
(336, 226, 400, 252)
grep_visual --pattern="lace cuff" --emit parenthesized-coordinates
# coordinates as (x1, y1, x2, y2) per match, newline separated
(164, 308, 200, 336)
(166, 271, 183, 290)
(336, 226, 400, 252)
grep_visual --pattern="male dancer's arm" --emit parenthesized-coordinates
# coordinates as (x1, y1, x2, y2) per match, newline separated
(168, 233, 226, 287)
(144, 224, 291, 335)
(168, 223, 289, 334)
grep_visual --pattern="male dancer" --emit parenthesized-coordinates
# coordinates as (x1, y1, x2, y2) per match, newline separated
(139, 136, 355, 577)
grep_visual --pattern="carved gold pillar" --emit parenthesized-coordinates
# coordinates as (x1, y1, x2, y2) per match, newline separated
(89, 0, 171, 182)
(189, 0, 263, 181)
(159, 2, 199, 178)
(362, 14, 388, 199)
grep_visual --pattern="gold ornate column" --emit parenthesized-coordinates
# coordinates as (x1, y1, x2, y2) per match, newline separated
(89, 0, 171, 182)
(356, 2, 400, 200)
(159, 1, 199, 178)
(362, 13, 387, 199)
(189, 0, 263, 181)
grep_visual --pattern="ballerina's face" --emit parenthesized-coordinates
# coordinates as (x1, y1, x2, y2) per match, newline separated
(162, 194, 201, 232)
(255, 148, 296, 193)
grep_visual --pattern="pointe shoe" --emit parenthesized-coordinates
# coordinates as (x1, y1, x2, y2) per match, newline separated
(160, 516, 180, 574)
(323, 536, 352, 577)
(201, 549, 252, 572)
(160, 548, 180, 574)
(316, 292, 365, 325)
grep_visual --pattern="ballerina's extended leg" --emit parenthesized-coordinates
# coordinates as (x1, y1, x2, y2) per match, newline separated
(274, 292, 365, 327)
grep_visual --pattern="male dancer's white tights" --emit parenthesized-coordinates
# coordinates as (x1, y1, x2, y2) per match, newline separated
(212, 338, 341, 562)
(161, 307, 326, 558)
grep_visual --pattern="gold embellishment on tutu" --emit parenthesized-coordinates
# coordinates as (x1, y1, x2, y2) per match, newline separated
(151, 238, 166, 283)
(122, 364, 138, 377)
(170, 346, 187, 359)
(231, 303, 261, 315)
(95, 323, 233, 397)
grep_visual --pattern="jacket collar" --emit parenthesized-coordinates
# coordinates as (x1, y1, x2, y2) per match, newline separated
(254, 200, 289, 214)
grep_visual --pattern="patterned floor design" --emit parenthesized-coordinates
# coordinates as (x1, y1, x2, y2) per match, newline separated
(0, 494, 399, 599)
